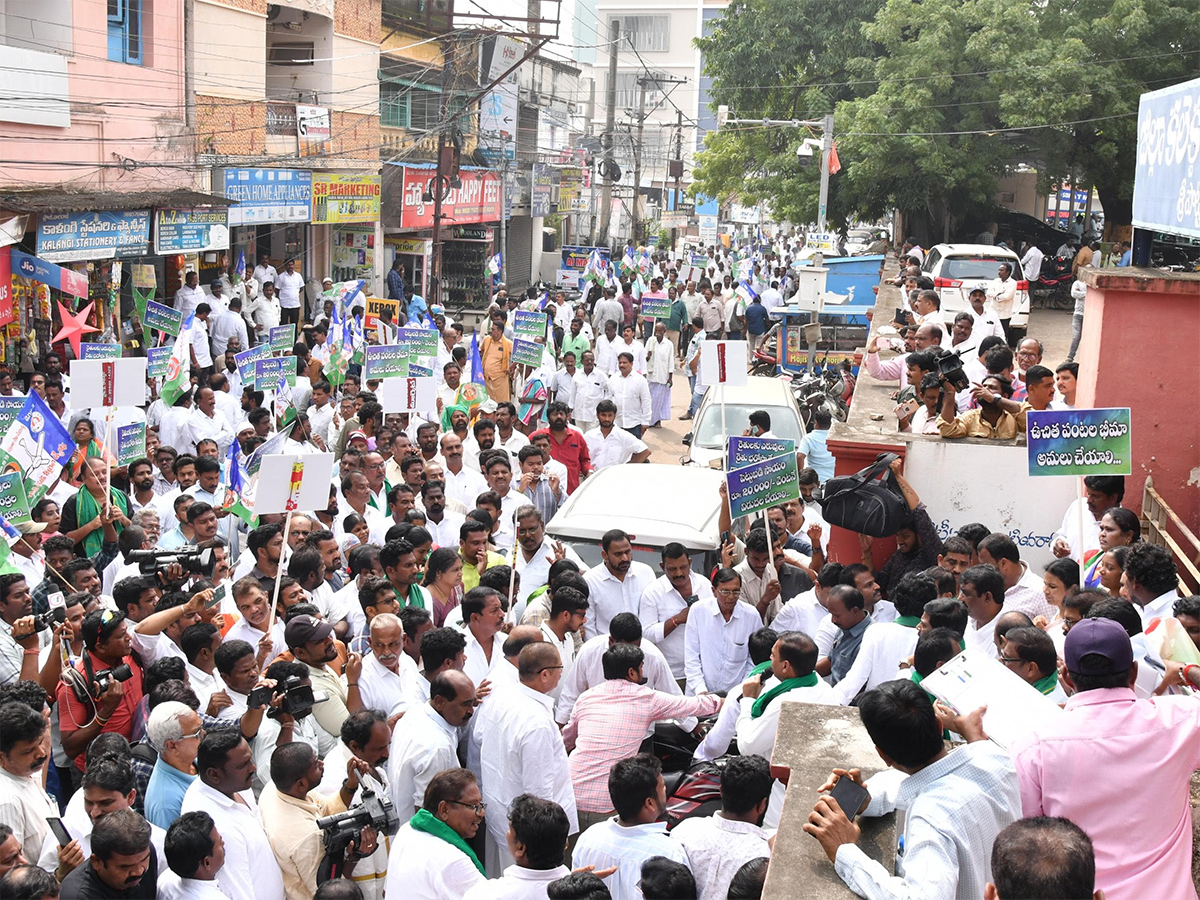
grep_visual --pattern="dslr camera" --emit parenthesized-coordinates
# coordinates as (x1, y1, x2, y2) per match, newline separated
(127, 547, 217, 587)
(93, 664, 134, 697)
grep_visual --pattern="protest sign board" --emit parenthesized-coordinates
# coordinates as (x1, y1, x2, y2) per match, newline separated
(246, 423, 295, 476)
(511, 338, 543, 367)
(700, 341, 748, 387)
(252, 452, 335, 515)
(116, 423, 146, 466)
(380, 376, 436, 414)
(512, 310, 545, 340)
(725, 452, 800, 519)
(0, 473, 31, 524)
(0, 398, 26, 436)
(80, 343, 122, 360)
(640, 294, 671, 319)
(269, 324, 296, 353)
(398, 327, 438, 357)
(235, 345, 271, 382)
(69, 358, 147, 409)
(254, 357, 290, 390)
(147, 346, 172, 378)
(727, 436, 795, 469)
(408, 363, 433, 378)
(143, 300, 183, 336)
(364, 345, 409, 379)
(1026, 408, 1132, 477)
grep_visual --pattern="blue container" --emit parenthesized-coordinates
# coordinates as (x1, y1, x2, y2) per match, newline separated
(798, 254, 886, 325)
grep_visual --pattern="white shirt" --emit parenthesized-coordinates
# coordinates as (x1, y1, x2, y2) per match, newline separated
(1140, 590, 1179, 629)
(771, 588, 827, 639)
(359, 649, 418, 716)
(833, 622, 920, 705)
(988, 276, 1018, 319)
(965, 612, 1002, 660)
(186, 661, 226, 714)
(253, 264, 278, 287)
(480, 681, 578, 850)
(224, 618, 287, 668)
(554, 635, 688, 728)
(159, 876, 234, 900)
(425, 510, 466, 549)
(639, 572, 715, 678)
(442, 465, 489, 509)
(187, 408, 235, 459)
(191, 318, 213, 367)
(384, 822, 485, 900)
(1052, 497, 1101, 562)
(461, 626, 507, 688)
(159, 405, 193, 455)
(671, 813, 772, 900)
(615, 339, 647, 374)
(573, 818, 689, 900)
(275, 270, 306, 308)
(175, 284, 206, 319)
(1020, 245, 1044, 282)
(210, 309, 249, 357)
(582, 561, 657, 640)
(386, 702, 461, 823)
(1005, 563, 1056, 621)
(495, 429, 530, 458)
(571, 369, 612, 424)
(515, 537, 585, 606)
(179, 780, 285, 900)
(0, 766, 58, 862)
(684, 597, 762, 695)
(585, 426, 648, 469)
(462, 864, 572, 900)
(607, 371, 652, 428)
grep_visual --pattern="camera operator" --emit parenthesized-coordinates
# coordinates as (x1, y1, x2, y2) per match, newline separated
(247, 659, 334, 795)
(56, 609, 144, 771)
(259, 742, 379, 900)
(129, 590, 207, 666)
(0, 573, 71, 696)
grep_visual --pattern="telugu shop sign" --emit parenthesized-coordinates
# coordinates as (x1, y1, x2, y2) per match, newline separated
(399, 167, 502, 230)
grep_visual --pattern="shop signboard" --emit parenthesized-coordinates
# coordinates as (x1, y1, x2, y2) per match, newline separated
(312, 174, 382, 225)
(531, 163, 553, 217)
(0, 249, 11, 328)
(561, 246, 609, 272)
(143, 301, 183, 337)
(399, 167, 502, 229)
(805, 232, 838, 252)
(364, 297, 399, 330)
(1134, 77, 1200, 238)
(155, 209, 230, 254)
(10, 248, 89, 300)
(216, 169, 312, 225)
(698, 215, 718, 245)
(364, 344, 409, 379)
(297, 106, 331, 157)
(36, 211, 152, 262)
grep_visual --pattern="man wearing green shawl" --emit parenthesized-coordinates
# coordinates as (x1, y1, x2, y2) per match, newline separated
(999, 626, 1069, 703)
(384, 768, 487, 899)
(58, 456, 130, 559)
(737, 632, 838, 829)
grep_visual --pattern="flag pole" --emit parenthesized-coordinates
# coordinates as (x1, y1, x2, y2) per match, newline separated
(266, 510, 293, 635)
(102, 409, 114, 518)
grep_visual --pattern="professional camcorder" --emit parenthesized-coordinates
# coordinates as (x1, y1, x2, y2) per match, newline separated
(126, 547, 216, 586)
(316, 787, 399, 881)
(247, 675, 325, 720)
(934, 347, 970, 392)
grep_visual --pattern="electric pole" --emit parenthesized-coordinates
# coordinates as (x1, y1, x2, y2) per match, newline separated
(596, 19, 619, 247)
(431, 41, 455, 308)
(631, 78, 648, 245)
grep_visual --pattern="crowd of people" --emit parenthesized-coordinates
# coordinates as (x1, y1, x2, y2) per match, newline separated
(0, 237, 1191, 900)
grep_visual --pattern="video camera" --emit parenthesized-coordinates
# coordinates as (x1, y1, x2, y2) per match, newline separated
(247, 675, 325, 721)
(934, 347, 970, 392)
(126, 547, 216, 587)
(31, 606, 65, 634)
(316, 787, 399, 881)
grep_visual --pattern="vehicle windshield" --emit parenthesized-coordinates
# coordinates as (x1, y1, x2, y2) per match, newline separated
(847, 230, 872, 241)
(694, 403, 802, 449)
(942, 256, 1025, 281)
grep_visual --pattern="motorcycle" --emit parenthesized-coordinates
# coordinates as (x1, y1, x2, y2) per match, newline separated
(1031, 256, 1075, 310)
(786, 351, 850, 428)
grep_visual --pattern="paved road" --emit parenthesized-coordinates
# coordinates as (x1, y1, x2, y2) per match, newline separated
(634, 307, 1074, 466)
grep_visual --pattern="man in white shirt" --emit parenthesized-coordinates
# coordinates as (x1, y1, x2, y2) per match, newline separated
(187, 389, 236, 459)
(480, 643, 577, 871)
(252, 253, 278, 289)
(440, 433, 488, 508)
(1121, 542, 1182, 629)
(593, 320, 621, 375)
(512, 507, 584, 611)
(961, 565, 1006, 660)
(178, 732, 286, 900)
(1020, 241, 1045, 284)
(670, 755, 773, 900)
(386, 670, 476, 824)
(684, 578, 761, 696)
(175, 271, 205, 320)
(638, 542, 714, 680)
(0, 703, 58, 863)
(358, 613, 419, 714)
(460, 587, 508, 687)
(571, 350, 611, 432)
(607, 354, 652, 438)
(209, 297, 249, 358)
(585, 400, 650, 468)
(582, 530, 656, 640)
(275, 259, 306, 327)
(461, 795, 572, 900)
(977, 533, 1055, 621)
(987, 262, 1018, 344)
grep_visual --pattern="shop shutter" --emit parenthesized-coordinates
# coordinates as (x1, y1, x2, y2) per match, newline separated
(506, 215, 533, 293)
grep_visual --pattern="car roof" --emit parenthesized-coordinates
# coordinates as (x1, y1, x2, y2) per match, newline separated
(546, 465, 725, 550)
(928, 244, 1020, 259)
(697, 375, 796, 405)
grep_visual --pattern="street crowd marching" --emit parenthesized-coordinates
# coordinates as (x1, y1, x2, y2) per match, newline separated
(0, 230, 1192, 900)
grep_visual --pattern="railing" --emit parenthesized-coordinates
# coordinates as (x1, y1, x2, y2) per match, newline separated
(1141, 475, 1200, 593)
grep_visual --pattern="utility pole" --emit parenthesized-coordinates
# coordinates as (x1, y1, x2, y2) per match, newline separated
(671, 109, 683, 247)
(631, 77, 648, 245)
(431, 41, 455, 308)
(596, 19, 619, 247)
(816, 113, 834, 234)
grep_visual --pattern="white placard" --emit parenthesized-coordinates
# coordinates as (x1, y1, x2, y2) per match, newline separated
(380, 376, 436, 414)
(252, 452, 335, 515)
(700, 341, 748, 387)
(555, 269, 580, 289)
(919, 647, 1063, 749)
(68, 358, 148, 409)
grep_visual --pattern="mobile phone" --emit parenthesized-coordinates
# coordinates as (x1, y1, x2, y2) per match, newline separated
(721, 530, 731, 545)
(46, 817, 72, 847)
(207, 581, 230, 611)
(828, 776, 870, 822)
(893, 307, 906, 325)
(247, 684, 274, 710)
(758, 666, 774, 681)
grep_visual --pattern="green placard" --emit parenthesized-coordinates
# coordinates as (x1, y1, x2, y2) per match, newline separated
(640, 294, 672, 319)
(0, 472, 31, 524)
(1027, 408, 1132, 476)
(144, 300, 183, 337)
(116, 423, 146, 466)
(81, 343, 123, 360)
(725, 453, 800, 519)
(513, 310, 545, 340)
(398, 327, 438, 357)
(511, 338, 543, 367)
(254, 357, 290, 390)
(364, 345, 409, 379)
(147, 346, 172, 378)
(269, 324, 296, 353)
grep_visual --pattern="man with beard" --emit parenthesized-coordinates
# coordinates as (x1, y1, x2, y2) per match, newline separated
(464, 418, 497, 473)
(513, 505, 585, 614)
(125, 459, 158, 516)
(533, 401, 591, 495)
(285, 614, 363, 741)
(638, 542, 715, 681)
(60, 809, 158, 899)
(439, 433, 487, 509)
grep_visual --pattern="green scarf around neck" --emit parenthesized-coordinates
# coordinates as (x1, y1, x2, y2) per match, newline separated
(394, 582, 426, 610)
(749, 660, 772, 677)
(410, 808, 485, 875)
(75, 486, 129, 557)
(750, 672, 819, 719)
(895, 615, 922, 628)
(1033, 670, 1059, 696)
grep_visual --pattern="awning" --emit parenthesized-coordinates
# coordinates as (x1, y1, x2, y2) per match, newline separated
(0, 188, 237, 215)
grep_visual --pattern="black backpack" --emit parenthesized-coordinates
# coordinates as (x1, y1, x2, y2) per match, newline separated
(816, 452, 909, 537)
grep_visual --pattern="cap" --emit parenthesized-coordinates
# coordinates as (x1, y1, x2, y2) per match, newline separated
(284, 614, 333, 649)
(16, 521, 46, 535)
(1063, 617, 1133, 676)
(347, 430, 368, 444)
(211, 279, 223, 289)
(322, 276, 334, 284)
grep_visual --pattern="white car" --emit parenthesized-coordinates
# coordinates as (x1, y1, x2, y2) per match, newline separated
(844, 228, 889, 256)
(921, 243, 1031, 337)
(682, 376, 806, 468)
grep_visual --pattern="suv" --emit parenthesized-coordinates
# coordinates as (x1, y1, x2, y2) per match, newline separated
(921, 243, 1030, 340)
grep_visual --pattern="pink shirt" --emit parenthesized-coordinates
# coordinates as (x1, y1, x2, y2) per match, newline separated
(863, 350, 907, 384)
(1010, 687, 1200, 900)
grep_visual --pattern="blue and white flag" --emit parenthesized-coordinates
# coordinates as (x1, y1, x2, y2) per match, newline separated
(485, 253, 502, 276)
(0, 392, 74, 503)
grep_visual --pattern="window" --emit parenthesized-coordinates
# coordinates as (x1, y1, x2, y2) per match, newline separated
(607, 72, 667, 110)
(380, 59, 455, 132)
(107, 0, 143, 65)
(268, 43, 316, 66)
(611, 15, 670, 52)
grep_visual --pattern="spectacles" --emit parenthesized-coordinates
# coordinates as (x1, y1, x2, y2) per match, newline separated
(537, 665, 564, 674)
(449, 800, 487, 815)
(179, 727, 205, 742)
(997, 656, 1024, 664)
(716, 588, 741, 598)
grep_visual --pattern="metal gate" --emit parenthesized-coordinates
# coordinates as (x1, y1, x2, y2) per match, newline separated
(506, 215, 533, 294)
